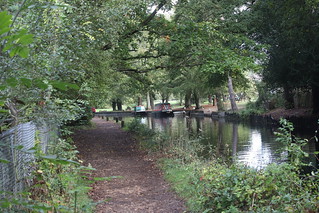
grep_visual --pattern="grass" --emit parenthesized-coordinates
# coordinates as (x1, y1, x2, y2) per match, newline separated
(159, 158, 205, 211)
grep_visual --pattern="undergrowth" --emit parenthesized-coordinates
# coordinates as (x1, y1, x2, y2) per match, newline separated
(127, 118, 319, 212)
(0, 126, 98, 212)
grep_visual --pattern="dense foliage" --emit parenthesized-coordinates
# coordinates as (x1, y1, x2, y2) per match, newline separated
(1, 0, 319, 118)
(0, 129, 96, 212)
(1, 0, 319, 211)
(127, 118, 319, 212)
(250, 0, 319, 112)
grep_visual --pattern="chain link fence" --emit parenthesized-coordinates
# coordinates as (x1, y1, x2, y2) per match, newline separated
(0, 122, 57, 198)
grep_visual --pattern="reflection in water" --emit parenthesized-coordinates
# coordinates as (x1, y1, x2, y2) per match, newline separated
(216, 119, 224, 159)
(232, 123, 238, 162)
(237, 130, 273, 169)
(118, 115, 316, 169)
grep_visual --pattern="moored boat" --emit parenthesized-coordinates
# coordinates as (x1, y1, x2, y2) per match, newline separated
(132, 105, 147, 116)
(152, 103, 174, 117)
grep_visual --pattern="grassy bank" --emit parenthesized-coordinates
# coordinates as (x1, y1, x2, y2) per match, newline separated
(126, 118, 319, 212)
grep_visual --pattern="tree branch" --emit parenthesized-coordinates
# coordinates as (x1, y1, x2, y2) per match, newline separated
(102, 0, 167, 50)
(122, 54, 168, 60)
(117, 62, 204, 73)
(123, 0, 167, 38)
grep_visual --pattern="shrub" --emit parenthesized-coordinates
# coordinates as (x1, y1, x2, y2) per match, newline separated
(199, 162, 319, 212)
(0, 133, 96, 212)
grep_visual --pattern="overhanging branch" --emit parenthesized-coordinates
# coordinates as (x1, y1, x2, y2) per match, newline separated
(102, 1, 167, 50)
(123, 0, 167, 38)
(122, 54, 168, 60)
(117, 62, 204, 73)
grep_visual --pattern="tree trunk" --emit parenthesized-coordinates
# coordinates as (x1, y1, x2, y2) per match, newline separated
(137, 96, 142, 106)
(180, 93, 183, 106)
(184, 91, 192, 108)
(116, 99, 122, 111)
(161, 93, 165, 103)
(146, 91, 151, 110)
(112, 100, 117, 111)
(150, 92, 155, 110)
(164, 94, 169, 103)
(312, 85, 319, 114)
(193, 91, 200, 109)
(208, 95, 212, 104)
(283, 85, 294, 109)
(213, 96, 217, 106)
(227, 73, 238, 112)
(216, 91, 224, 111)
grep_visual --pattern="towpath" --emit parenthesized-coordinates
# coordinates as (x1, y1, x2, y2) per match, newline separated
(73, 117, 186, 213)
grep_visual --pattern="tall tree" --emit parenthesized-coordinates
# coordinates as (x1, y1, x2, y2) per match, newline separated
(166, 0, 260, 111)
(251, 0, 319, 113)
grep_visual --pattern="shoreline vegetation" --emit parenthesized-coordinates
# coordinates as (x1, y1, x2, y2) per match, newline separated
(125, 118, 319, 212)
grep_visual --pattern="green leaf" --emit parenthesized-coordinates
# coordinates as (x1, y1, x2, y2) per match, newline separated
(0, 11, 12, 32)
(41, 154, 58, 160)
(55, 158, 80, 165)
(14, 145, 24, 150)
(0, 159, 10, 164)
(66, 83, 80, 90)
(41, 155, 80, 165)
(30, 205, 52, 211)
(51, 81, 67, 91)
(20, 78, 32, 87)
(16, 33, 33, 45)
(0, 109, 8, 113)
(6, 78, 18, 87)
(34, 79, 48, 89)
(0, 200, 11, 208)
(2, 43, 12, 52)
(18, 47, 30, 58)
(0, 27, 10, 36)
(9, 47, 18, 57)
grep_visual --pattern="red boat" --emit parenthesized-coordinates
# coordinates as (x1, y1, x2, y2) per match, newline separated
(152, 103, 174, 116)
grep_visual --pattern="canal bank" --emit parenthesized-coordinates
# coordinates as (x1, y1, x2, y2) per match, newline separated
(125, 117, 319, 212)
(96, 109, 318, 169)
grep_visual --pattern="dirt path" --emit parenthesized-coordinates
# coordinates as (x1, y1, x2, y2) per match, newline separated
(73, 117, 186, 213)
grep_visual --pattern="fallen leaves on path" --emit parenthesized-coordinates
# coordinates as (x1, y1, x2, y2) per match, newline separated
(73, 117, 186, 213)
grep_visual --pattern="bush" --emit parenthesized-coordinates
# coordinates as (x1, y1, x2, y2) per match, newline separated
(0, 133, 96, 212)
(199, 162, 319, 212)
(125, 118, 163, 151)
(239, 101, 266, 118)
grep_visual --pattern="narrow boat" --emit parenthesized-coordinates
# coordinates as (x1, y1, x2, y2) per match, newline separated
(132, 105, 147, 116)
(152, 103, 174, 117)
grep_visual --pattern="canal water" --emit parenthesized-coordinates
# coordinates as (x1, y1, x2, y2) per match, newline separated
(107, 114, 317, 169)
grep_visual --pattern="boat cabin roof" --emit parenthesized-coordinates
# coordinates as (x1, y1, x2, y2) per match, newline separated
(155, 103, 171, 106)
